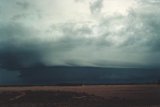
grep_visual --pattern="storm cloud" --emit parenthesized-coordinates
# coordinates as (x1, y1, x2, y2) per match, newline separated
(0, 0, 160, 72)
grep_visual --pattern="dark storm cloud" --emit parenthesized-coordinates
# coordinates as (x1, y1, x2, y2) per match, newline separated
(0, 23, 44, 70)
(0, 22, 94, 70)
(1, 0, 160, 85)
(0, 0, 160, 71)
(17, 67, 160, 84)
(1, 14, 160, 71)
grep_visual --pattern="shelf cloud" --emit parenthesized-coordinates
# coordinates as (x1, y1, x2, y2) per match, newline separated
(0, 0, 160, 71)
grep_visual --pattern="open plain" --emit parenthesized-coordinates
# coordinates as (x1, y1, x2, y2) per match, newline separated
(0, 85, 160, 107)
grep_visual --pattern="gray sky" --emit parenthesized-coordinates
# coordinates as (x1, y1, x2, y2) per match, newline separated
(0, 0, 160, 69)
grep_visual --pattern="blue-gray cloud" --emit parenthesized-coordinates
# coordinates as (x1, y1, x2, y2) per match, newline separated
(0, 0, 160, 71)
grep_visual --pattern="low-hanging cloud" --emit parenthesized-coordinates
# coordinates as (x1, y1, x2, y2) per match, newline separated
(0, 23, 43, 69)
(0, 0, 160, 71)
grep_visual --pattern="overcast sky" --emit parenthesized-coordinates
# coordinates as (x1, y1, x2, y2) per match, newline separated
(0, 0, 160, 70)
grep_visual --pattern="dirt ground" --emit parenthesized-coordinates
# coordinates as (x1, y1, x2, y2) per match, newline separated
(0, 85, 160, 107)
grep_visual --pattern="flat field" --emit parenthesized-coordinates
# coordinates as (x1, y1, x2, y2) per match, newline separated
(0, 85, 160, 107)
